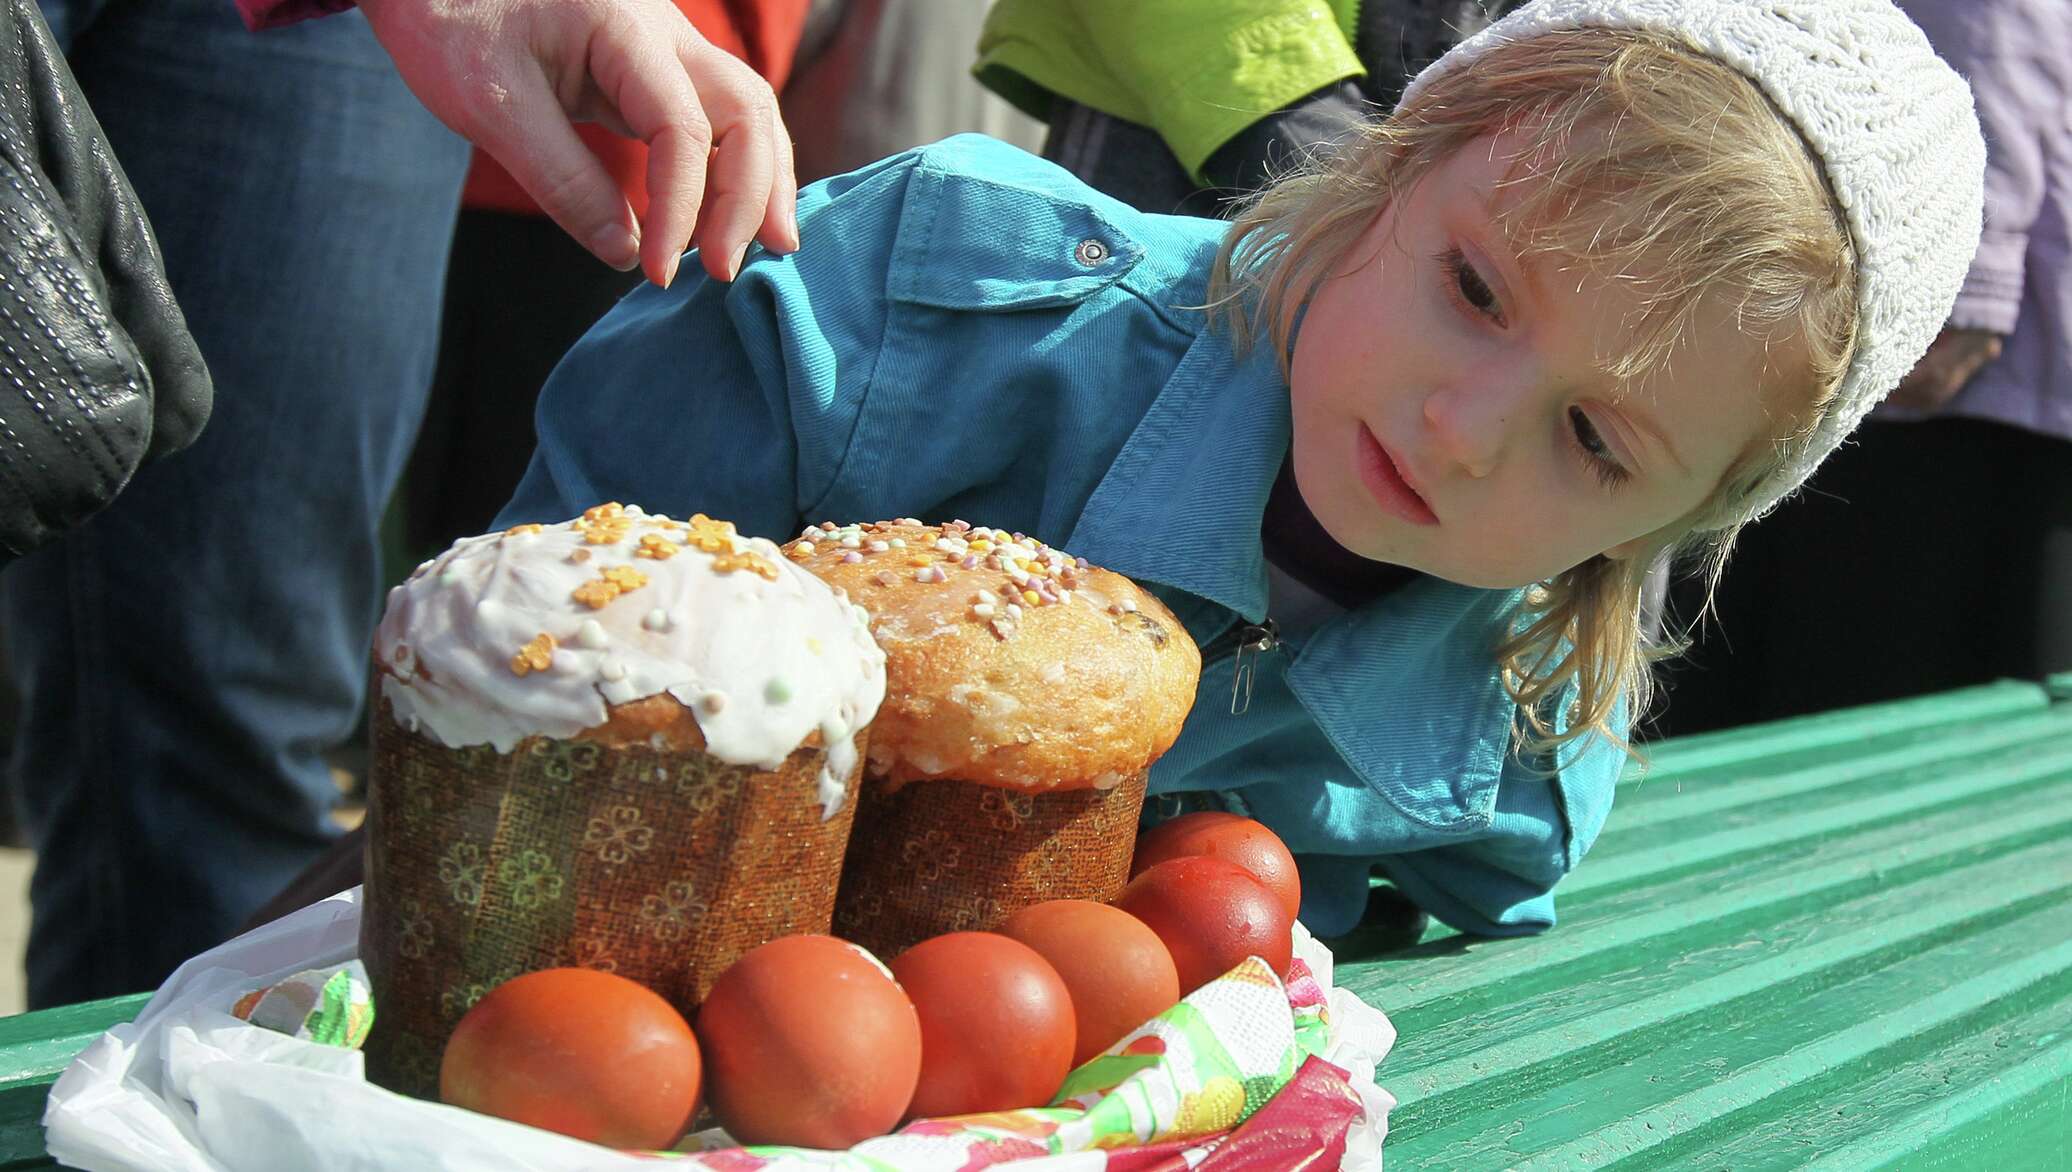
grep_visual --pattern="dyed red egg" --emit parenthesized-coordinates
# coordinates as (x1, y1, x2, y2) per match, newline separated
(1115, 855, 1294, 992)
(1000, 899, 1182, 1066)
(695, 934, 921, 1148)
(440, 967, 700, 1150)
(890, 932, 1077, 1118)
(1131, 811, 1303, 921)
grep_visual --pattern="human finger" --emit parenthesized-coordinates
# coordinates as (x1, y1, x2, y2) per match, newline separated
(676, 40, 781, 280)
(584, 10, 714, 286)
(482, 64, 643, 271)
(761, 119, 800, 253)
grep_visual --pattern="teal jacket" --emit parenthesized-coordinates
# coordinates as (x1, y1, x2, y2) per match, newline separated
(499, 135, 1623, 938)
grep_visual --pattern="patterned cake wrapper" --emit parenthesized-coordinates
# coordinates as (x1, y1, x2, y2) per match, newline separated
(361, 707, 864, 1098)
(831, 770, 1150, 958)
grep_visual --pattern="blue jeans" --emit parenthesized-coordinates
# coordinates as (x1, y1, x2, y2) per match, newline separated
(6, 0, 468, 1007)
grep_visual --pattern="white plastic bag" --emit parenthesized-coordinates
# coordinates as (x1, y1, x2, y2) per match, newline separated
(45, 890, 1395, 1171)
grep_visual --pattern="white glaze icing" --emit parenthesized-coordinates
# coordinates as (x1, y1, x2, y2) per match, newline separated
(375, 507, 886, 818)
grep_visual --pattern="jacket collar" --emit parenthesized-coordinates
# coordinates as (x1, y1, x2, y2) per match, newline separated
(1064, 322, 1529, 807)
(1064, 324, 1283, 623)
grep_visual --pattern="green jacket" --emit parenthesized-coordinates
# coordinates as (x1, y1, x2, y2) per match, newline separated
(975, 0, 1366, 181)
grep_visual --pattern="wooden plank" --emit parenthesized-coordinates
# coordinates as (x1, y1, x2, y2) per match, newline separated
(0, 993, 148, 1167)
(1605, 707, 2072, 833)
(1386, 834, 2072, 1108)
(1387, 915, 2072, 1167)
(0, 993, 147, 1086)
(1628, 680, 2048, 780)
(1354, 686, 2072, 1167)
(1570, 743, 2072, 897)
(1344, 772, 2072, 1015)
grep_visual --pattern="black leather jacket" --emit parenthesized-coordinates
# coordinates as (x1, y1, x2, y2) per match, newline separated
(0, 0, 212, 560)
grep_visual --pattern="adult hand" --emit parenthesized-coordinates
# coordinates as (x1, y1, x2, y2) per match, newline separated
(357, 0, 798, 287)
(1887, 326, 2005, 413)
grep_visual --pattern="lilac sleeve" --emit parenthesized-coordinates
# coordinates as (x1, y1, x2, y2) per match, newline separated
(235, 0, 356, 32)
(1900, 0, 2072, 335)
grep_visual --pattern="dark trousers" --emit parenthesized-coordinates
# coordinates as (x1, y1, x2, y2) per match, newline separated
(1651, 417, 2072, 738)
(5, 0, 469, 1006)
(403, 208, 639, 562)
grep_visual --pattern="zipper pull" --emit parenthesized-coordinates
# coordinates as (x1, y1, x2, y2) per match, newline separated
(1229, 619, 1280, 716)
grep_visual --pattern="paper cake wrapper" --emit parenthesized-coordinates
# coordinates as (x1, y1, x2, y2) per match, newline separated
(832, 770, 1148, 958)
(361, 703, 863, 1098)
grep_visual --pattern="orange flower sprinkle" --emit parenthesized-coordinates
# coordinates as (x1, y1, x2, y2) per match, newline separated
(713, 551, 780, 580)
(571, 580, 620, 609)
(509, 632, 556, 676)
(575, 502, 633, 545)
(635, 533, 680, 560)
(686, 513, 738, 554)
(601, 565, 649, 590)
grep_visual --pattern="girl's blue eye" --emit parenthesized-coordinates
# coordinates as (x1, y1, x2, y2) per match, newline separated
(1439, 247, 1505, 326)
(1569, 407, 1631, 490)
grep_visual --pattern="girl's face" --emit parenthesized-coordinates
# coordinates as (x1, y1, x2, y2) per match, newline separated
(1288, 130, 1800, 589)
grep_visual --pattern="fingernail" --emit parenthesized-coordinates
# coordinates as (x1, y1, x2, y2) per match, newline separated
(729, 243, 749, 281)
(591, 225, 640, 271)
(662, 252, 680, 289)
(785, 216, 802, 251)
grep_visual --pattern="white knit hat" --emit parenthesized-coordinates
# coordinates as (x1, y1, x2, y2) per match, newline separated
(1401, 0, 1985, 525)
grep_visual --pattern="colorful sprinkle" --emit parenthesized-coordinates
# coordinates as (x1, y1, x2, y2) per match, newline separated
(685, 513, 739, 553)
(636, 533, 681, 560)
(602, 565, 649, 590)
(713, 550, 780, 580)
(571, 579, 620, 609)
(509, 632, 556, 676)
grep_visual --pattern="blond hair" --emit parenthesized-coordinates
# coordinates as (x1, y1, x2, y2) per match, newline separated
(1207, 29, 1860, 761)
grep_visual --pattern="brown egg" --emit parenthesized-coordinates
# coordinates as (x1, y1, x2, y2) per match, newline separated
(440, 968, 700, 1150)
(890, 932, 1077, 1118)
(1116, 856, 1294, 993)
(694, 935, 921, 1148)
(1000, 900, 1182, 1067)
(1131, 811, 1303, 921)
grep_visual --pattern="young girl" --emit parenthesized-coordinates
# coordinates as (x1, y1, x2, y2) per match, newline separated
(498, 0, 1984, 939)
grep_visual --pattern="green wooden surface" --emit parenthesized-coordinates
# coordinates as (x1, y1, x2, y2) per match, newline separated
(0, 993, 149, 1169)
(1335, 679, 2072, 1168)
(2, 682, 2068, 1168)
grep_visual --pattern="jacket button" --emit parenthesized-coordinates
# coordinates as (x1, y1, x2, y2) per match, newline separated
(1074, 238, 1110, 265)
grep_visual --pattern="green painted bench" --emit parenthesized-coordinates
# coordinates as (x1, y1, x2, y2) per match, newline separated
(5, 677, 2070, 1168)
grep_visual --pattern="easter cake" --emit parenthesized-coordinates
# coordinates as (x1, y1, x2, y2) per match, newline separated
(785, 519, 1199, 956)
(361, 504, 885, 1096)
